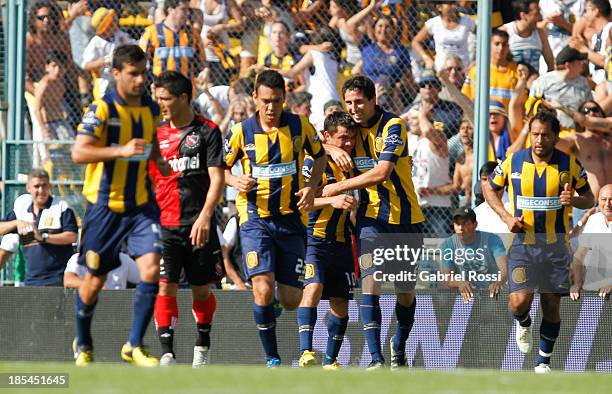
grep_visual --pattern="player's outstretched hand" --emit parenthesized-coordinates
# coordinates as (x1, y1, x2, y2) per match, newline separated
(331, 194, 356, 210)
(190, 215, 211, 248)
(325, 144, 353, 172)
(321, 183, 341, 198)
(233, 175, 256, 192)
(120, 138, 147, 158)
(570, 283, 582, 301)
(296, 186, 315, 212)
(504, 215, 525, 233)
(560, 183, 573, 206)
(457, 281, 474, 304)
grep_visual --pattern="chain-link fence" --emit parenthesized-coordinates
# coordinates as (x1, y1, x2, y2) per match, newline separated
(3, 1, 495, 283)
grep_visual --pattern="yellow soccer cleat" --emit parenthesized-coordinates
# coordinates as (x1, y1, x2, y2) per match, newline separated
(73, 337, 94, 367)
(298, 350, 317, 368)
(322, 361, 340, 370)
(121, 343, 159, 367)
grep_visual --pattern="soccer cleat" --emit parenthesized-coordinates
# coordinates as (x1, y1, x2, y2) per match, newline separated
(389, 336, 406, 371)
(322, 361, 340, 370)
(366, 359, 384, 370)
(192, 346, 209, 368)
(298, 350, 317, 368)
(515, 320, 532, 353)
(121, 343, 159, 367)
(266, 358, 281, 368)
(72, 337, 94, 366)
(159, 353, 176, 367)
(534, 363, 552, 374)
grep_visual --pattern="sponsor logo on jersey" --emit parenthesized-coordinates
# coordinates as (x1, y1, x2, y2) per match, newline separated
(494, 165, 504, 177)
(251, 161, 297, 179)
(82, 111, 101, 127)
(244, 143, 256, 151)
(169, 153, 200, 172)
(354, 157, 377, 171)
(510, 172, 522, 179)
(159, 139, 170, 149)
(516, 196, 562, 211)
(185, 133, 200, 148)
(383, 134, 404, 147)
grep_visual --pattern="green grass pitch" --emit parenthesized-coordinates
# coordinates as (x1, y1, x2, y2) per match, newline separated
(1, 362, 611, 393)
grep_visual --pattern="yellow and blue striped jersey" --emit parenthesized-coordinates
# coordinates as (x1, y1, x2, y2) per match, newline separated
(353, 108, 424, 225)
(77, 89, 161, 213)
(606, 42, 612, 86)
(303, 156, 353, 243)
(462, 63, 519, 110)
(224, 111, 324, 224)
(489, 148, 590, 244)
(139, 23, 206, 80)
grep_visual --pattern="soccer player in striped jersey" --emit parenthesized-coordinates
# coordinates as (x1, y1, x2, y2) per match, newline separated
(297, 111, 358, 369)
(483, 111, 594, 373)
(224, 70, 327, 367)
(71, 45, 169, 367)
(322, 76, 425, 370)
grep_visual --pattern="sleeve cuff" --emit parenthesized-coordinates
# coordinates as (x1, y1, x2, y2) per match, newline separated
(378, 152, 399, 163)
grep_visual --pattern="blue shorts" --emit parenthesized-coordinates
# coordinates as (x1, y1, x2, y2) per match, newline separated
(240, 215, 306, 288)
(507, 242, 571, 294)
(78, 202, 162, 276)
(356, 217, 424, 291)
(304, 236, 355, 300)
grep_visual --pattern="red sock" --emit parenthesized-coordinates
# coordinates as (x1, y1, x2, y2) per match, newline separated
(154, 295, 178, 329)
(192, 293, 216, 325)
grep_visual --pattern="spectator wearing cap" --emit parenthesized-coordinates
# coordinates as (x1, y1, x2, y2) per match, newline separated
(473, 162, 511, 236)
(439, 207, 508, 303)
(412, 97, 453, 236)
(413, 70, 463, 139)
(82, 7, 136, 99)
(528, 46, 592, 131)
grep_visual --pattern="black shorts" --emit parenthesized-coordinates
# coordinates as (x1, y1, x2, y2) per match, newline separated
(160, 225, 224, 286)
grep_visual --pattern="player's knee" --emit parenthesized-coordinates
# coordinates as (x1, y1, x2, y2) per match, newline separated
(396, 292, 415, 307)
(508, 293, 532, 314)
(158, 280, 178, 296)
(191, 284, 211, 300)
(329, 298, 349, 318)
(300, 283, 322, 307)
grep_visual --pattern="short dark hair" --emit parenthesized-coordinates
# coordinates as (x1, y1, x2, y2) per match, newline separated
(516, 61, 539, 78)
(46, 50, 65, 65)
(28, 168, 50, 181)
(287, 91, 312, 108)
(324, 111, 359, 135)
(587, 0, 611, 17)
(254, 70, 285, 93)
(491, 28, 510, 41)
(342, 76, 376, 101)
(479, 161, 498, 177)
(165, 0, 189, 11)
(529, 110, 561, 135)
(232, 77, 254, 96)
(154, 71, 193, 102)
(112, 44, 146, 70)
(512, 0, 539, 19)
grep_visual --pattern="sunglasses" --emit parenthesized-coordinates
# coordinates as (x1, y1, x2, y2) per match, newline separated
(36, 14, 50, 21)
(419, 83, 440, 89)
(445, 66, 462, 72)
(583, 106, 602, 115)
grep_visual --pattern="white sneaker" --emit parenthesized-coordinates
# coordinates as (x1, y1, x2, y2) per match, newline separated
(515, 320, 532, 353)
(192, 346, 209, 368)
(534, 363, 551, 374)
(159, 353, 176, 366)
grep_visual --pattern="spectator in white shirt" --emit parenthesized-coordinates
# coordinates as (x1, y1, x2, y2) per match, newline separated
(64, 252, 140, 290)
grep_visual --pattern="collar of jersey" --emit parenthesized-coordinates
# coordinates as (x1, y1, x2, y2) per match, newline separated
(247, 111, 291, 133)
(107, 88, 154, 108)
(364, 106, 383, 129)
(27, 196, 54, 214)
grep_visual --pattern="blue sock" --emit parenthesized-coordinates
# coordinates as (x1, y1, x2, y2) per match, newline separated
(75, 290, 97, 349)
(325, 313, 348, 365)
(536, 320, 560, 366)
(393, 299, 416, 355)
(360, 294, 383, 361)
(128, 281, 158, 347)
(297, 307, 317, 353)
(513, 311, 532, 327)
(253, 303, 279, 361)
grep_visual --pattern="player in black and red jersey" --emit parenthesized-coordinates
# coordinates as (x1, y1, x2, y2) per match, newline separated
(150, 71, 225, 367)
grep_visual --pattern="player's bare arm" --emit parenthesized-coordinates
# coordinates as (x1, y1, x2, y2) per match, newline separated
(150, 133, 171, 176)
(224, 169, 256, 192)
(72, 134, 148, 164)
(482, 181, 525, 233)
(297, 154, 327, 211)
(323, 143, 354, 171)
(321, 160, 394, 197)
(560, 183, 594, 209)
(190, 166, 225, 247)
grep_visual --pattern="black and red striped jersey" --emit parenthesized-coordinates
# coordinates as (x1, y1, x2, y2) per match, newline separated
(152, 115, 224, 227)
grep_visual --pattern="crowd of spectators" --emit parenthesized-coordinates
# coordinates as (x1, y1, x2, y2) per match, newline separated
(1, 0, 611, 293)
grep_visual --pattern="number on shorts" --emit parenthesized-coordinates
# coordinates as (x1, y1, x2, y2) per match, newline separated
(345, 272, 356, 287)
(295, 258, 305, 274)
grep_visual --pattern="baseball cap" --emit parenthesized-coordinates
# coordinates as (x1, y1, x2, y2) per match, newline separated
(555, 46, 587, 65)
(452, 207, 476, 222)
(91, 8, 116, 36)
(489, 100, 508, 117)
(418, 69, 441, 88)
